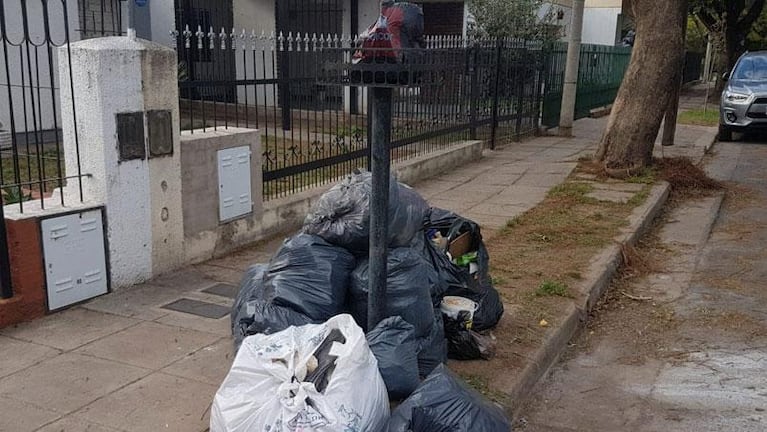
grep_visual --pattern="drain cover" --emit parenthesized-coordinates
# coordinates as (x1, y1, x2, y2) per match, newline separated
(162, 298, 229, 319)
(202, 283, 238, 299)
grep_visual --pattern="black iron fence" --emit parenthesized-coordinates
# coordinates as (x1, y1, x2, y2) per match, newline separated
(174, 25, 548, 200)
(1, 0, 120, 299)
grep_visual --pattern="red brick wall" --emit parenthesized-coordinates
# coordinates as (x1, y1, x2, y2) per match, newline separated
(420, 2, 465, 36)
(0, 218, 46, 328)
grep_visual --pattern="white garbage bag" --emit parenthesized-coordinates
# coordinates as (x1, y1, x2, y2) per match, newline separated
(210, 314, 390, 432)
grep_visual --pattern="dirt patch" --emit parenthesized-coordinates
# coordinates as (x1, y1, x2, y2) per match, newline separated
(450, 177, 650, 400)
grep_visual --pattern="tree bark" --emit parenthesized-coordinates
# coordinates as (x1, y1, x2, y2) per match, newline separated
(595, 0, 688, 176)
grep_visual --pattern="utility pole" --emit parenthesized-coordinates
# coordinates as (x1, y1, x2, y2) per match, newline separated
(559, 0, 585, 137)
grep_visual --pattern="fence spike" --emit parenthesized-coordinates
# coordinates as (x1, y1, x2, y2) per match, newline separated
(169, 28, 179, 50)
(288, 31, 294, 52)
(207, 27, 215, 50)
(278, 31, 284, 51)
(182, 25, 191, 49)
(231, 28, 237, 50)
(295, 32, 301, 52)
(312, 33, 318, 52)
(195, 25, 204, 50)
(304, 33, 310, 51)
(250, 30, 257, 50)
(333, 34, 339, 48)
(240, 29, 246, 50)
(219, 28, 227, 50)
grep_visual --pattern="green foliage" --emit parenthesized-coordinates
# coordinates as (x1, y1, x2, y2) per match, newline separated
(747, 6, 767, 50)
(535, 280, 569, 297)
(468, 0, 561, 41)
(690, 0, 767, 68)
(1, 187, 30, 205)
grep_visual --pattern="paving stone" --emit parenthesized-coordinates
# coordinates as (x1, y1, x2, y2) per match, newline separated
(0, 353, 148, 414)
(154, 309, 231, 337)
(193, 264, 242, 285)
(472, 172, 523, 187)
(514, 173, 570, 188)
(0, 335, 60, 379)
(75, 322, 220, 370)
(76, 373, 217, 432)
(35, 415, 123, 432)
(469, 202, 530, 218)
(0, 308, 140, 351)
(161, 298, 230, 319)
(80, 283, 186, 320)
(586, 189, 636, 204)
(162, 338, 234, 386)
(0, 396, 60, 432)
(462, 212, 513, 229)
(427, 198, 475, 213)
(413, 179, 461, 198)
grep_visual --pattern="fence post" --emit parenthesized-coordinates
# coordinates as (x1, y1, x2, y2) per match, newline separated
(469, 43, 479, 141)
(0, 206, 12, 299)
(515, 42, 526, 141)
(490, 38, 503, 149)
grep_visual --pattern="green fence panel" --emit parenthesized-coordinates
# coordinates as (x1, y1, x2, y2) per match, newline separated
(542, 43, 632, 128)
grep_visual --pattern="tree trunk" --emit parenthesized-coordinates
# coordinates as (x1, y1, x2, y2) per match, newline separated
(595, 0, 688, 177)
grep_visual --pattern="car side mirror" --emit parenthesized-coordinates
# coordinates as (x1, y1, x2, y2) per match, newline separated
(722, 71, 730, 81)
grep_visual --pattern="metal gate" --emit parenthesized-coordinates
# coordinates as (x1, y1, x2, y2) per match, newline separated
(1, 0, 110, 299)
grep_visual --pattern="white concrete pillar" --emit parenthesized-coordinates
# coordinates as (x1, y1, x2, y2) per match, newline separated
(58, 37, 183, 288)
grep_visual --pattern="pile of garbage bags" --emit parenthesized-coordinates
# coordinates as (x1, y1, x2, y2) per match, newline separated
(219, 170, 510, 431)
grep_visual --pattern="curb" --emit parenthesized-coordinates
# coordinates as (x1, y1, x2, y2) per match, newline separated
(504, 181, 672, 417)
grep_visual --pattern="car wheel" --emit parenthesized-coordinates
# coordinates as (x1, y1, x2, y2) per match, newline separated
(719, 124, 733, 142)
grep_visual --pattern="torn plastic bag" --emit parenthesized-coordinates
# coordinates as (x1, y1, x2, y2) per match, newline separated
(416, 308, 447, 378)
(367, 316, 420, 400)
(387, 364, 512, 432)
(211, 314, 389, 432)
(409, 231, 449, 303)
(263, 234, 356, 321)
(424, 208, 504, 330)
(444, 311, 497, 361)
(231, 264, 319, 352)
(303, 171, 428, 254)
(349, 248, 435, 337)
(232, 264, 269, 336)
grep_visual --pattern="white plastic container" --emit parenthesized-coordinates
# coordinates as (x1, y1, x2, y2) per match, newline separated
(440, 296, 478, 323)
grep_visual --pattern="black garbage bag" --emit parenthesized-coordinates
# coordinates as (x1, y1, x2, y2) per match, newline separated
(388, 364, 512, 432)
(367, 316, 421, 400)
(416, 308, 447, 378)
(409, 230, 449, 304)
(350, 248, 434, 338)
(303, 170, 428, 254)
(264, 234, 356, 321)
(444, 311, 497, 361)
(231, 264, 318, 352)
(425, 208, 504, 331)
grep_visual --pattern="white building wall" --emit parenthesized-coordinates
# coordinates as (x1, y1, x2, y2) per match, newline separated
(582, 7, 621, 45)
(0, 0, 82, 136)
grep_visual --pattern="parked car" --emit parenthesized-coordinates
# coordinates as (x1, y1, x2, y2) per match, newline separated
(720, 51, 767, 141)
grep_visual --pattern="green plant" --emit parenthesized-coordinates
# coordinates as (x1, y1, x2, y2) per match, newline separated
(1, 186, 30, 205)
(535, 280, 569, 297)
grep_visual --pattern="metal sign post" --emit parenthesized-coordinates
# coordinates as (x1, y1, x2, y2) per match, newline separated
(367, 86, 393, 329)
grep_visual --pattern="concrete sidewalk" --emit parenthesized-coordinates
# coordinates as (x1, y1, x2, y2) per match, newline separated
(0, 117, 716, 432)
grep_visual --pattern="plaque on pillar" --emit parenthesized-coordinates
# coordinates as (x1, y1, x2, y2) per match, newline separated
(147, 110, 174, 157)
(116, 112, 146, 161)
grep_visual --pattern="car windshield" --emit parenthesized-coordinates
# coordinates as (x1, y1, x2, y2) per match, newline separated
(733, 55, 767, 81)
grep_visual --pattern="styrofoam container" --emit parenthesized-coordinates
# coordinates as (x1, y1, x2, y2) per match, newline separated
(440, 296, 478, 322)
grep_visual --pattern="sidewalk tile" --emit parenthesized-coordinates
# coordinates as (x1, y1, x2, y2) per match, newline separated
(0, 396, 59, 432)
(496, 186, 550, 207)
(514, 173, 570, 188)
(0, 336, 59, 379)
(36, 416, 123, 432)
(81, 283, 186, 320)
(154, 310, 231, 337)
(469, 203, 530, 219)
(0, 308, 139, 351)
(162, 338, 233, 386)
(76, 373, 217, 432)
(193, 264, 242, 285)
(75, 322, 220, 370)
(0, 353, 148, 414)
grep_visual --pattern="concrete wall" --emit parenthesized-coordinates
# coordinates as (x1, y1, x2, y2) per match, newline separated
(583, 7, 622, 45)
(58, 37, 184, 288)
(180, 128, 263, 264)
